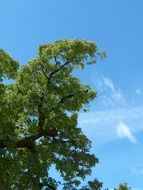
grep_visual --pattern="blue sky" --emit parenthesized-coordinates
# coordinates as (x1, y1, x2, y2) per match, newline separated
(1, 0, 143, 189)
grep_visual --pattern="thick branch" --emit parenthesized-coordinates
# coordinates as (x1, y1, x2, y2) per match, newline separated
(50, 93, 74, 112)
(0, 61, 75, 152)
(54, 56, 61, 66)
(0, 128, 58, 151)
(48, 61, 70, 83)
(39, 60, 70, 85)
(59, 94, 74, 104)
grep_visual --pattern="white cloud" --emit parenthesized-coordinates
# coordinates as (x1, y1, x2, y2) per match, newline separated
(79, 106, 143, 126)
(79, 74, 143, 144)
(91, 75, 126, 109)
(103, 77, 114, 91)
(116, 122, 137, 143)
(78, 106, 143, 144)
(103, 77, 125, 102)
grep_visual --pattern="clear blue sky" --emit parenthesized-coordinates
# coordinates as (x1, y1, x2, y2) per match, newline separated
(1, 1, 143, 189)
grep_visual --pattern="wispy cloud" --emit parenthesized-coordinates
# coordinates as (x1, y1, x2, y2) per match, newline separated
(79, 75, 143, 144)
(79, 106, 143, 144)
(79, 106, 143, 125)
(91, 74, 126, 109)
(103, 77, 124, 102)
(116, 122, 137, 144)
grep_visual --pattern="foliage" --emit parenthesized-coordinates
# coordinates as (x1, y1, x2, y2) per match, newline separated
(0, 40, 103, 189)
(80, 178, 103, 190)
(106, 183, 132, 190)
(104, 183, 132, 190)
(118, 183, 132, 190)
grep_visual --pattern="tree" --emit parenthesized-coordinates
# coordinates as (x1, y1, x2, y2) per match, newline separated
(107, 183, 132, 190)
(81, 178, 103, 190)
(118, 183, 132, 190)
(0, 40, 104, 189)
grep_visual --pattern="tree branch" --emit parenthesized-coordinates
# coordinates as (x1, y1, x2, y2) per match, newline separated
(0, 60, 74, 152)
(0, 128, 58, 151)
(50, 93, 74, 112)
(39, 59, 70, 85)
(54, 56, 61, 66)
(48, 61, 70, 84)
(58, 94, 74, 104)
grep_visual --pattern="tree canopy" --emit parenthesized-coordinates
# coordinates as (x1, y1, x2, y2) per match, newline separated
(118, 183, 132, 190)
(0, 40, 104, 189)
